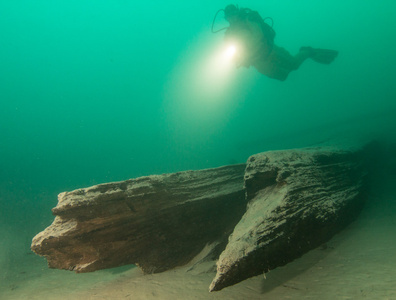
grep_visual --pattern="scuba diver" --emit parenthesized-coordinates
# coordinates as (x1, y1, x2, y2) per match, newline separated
(213, 5, 338, 81)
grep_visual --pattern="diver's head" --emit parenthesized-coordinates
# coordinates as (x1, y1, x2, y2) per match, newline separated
(224, 4, 239, 23)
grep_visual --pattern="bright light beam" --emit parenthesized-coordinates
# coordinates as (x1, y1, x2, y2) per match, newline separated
(224, 45, 237, 60)
(196, 42, 239, 101)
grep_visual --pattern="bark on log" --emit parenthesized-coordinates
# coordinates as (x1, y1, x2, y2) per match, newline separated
(209, 147, 367, 291)
(31, 164, 247, 273)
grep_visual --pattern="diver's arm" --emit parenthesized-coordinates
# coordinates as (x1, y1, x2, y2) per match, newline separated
(232, 29, 254, 68)
(224, 20, 263, 68)
(224, 27, 250, 67)
(240, 21, 266, 66)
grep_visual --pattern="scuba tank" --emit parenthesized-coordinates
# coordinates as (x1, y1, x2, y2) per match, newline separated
(212, 6, 276, 45)
(239, 8, 276, 50)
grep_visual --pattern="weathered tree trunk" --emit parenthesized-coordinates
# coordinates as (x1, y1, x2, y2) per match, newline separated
(31, 164, 247, 273)
(209, 148, 367, 291)
(31, 146, 368, 292)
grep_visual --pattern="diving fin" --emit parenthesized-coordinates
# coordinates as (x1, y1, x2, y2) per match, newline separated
(311, 48, 338, 64)
(300, 47, 339, 64)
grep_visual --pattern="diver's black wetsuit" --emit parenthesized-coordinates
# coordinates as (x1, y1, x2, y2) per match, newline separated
(223, 5, 338, 81)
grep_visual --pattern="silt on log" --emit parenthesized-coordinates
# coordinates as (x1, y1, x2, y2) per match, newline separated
(31, 146, 368, 292)
(209, 147, 367, 292)
(31, 164, 246, 273)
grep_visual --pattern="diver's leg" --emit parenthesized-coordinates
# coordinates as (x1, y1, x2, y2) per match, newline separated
(253, 58, 290, 81)
(253, 45, 296, 81)
(299, 47, 339, 64)
(269, 45, 311, 73)
(254, 46, 338, 81)
(292, 47, 313, 69)
(265, 66, 290, 81)
(253, 45, 313, 81)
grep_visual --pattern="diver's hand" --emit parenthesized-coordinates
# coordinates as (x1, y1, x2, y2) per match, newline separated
(233, 45, 252, 68)
(234, 53, 244, 68)
(235, 53, 252, 68)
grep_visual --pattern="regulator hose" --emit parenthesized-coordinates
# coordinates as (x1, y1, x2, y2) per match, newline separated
(211, 9, 228, 33)
(211, 9, 274, 33)
(263, 17, 274, 28)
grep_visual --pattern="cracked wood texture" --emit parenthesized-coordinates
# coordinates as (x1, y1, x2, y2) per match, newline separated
(31, 164, 247, 273)
(209, 147, 367, 292)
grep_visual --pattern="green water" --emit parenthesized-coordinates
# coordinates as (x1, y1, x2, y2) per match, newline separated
(1, 1, 396, 298)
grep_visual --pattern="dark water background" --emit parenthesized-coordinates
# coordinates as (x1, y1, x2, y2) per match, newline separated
(1, 0, 396, 293)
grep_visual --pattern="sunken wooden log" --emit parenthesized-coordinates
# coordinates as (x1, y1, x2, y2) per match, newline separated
(31, 164, 247, 273)
(209, 147, 367, 292)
